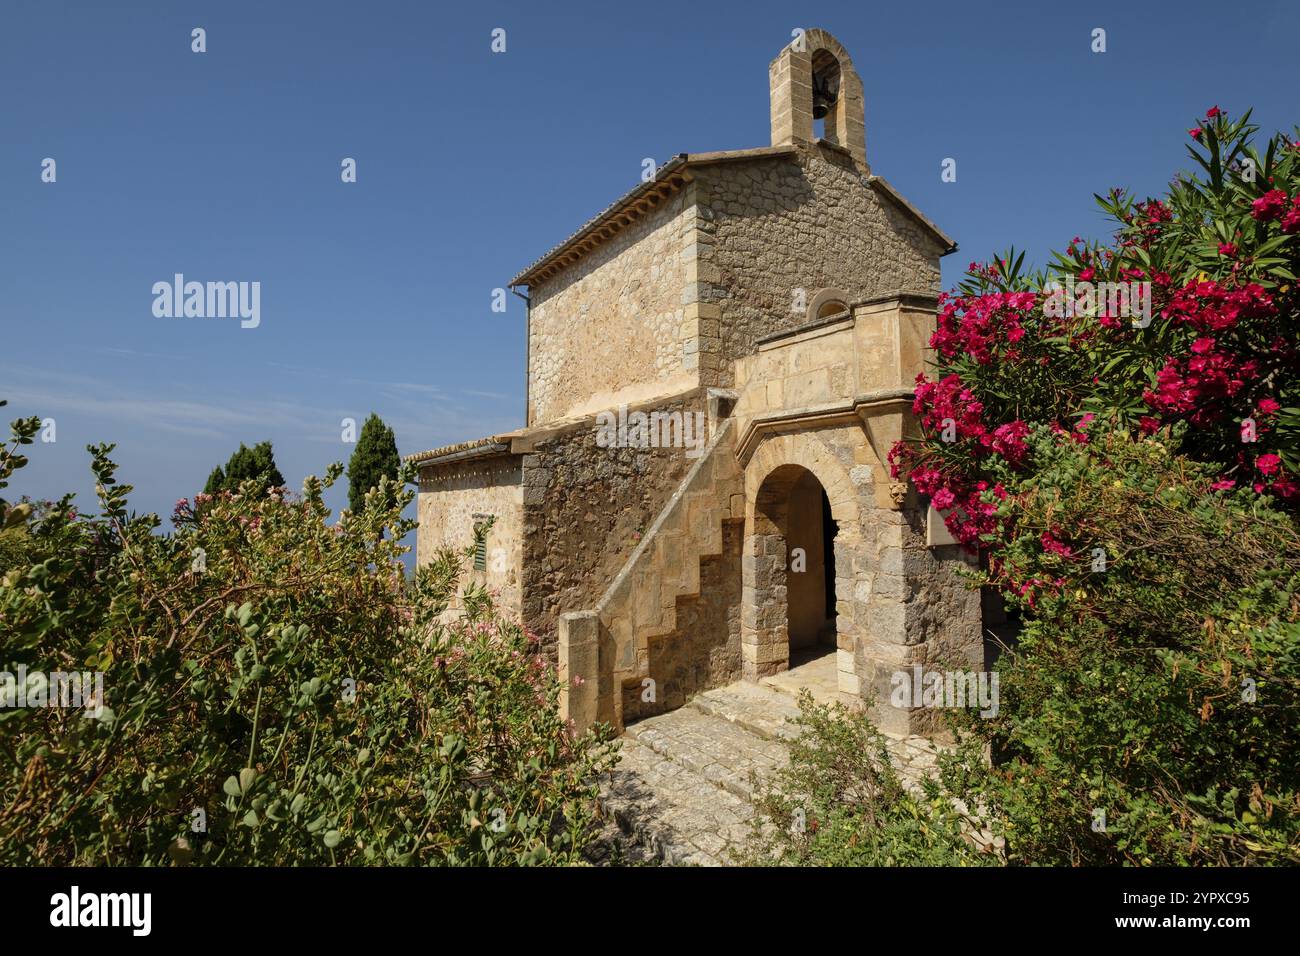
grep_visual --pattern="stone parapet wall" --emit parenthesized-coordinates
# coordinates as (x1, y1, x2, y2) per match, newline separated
(519, 388, 710, 655)
(626, 519, 744, 723)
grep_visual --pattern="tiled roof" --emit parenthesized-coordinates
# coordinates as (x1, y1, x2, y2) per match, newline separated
(405, 435, 512, 466)
(509, 154, 691, 287)
(508, 145, 954, 288)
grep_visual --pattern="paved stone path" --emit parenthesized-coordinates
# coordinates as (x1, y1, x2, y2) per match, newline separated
(592, 677, 947, 866)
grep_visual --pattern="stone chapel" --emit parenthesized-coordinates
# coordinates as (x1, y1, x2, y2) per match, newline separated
(408, 29, 987, 736)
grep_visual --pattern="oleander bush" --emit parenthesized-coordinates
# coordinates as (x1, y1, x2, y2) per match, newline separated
(751, 109, 1300, 867)
(0, 409, 617, 866)
(891, 108, 1300, 550)
(950, 426, 1300, 865)
(890, 108, 1300, 866)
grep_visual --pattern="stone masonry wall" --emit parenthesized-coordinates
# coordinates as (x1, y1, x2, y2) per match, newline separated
(695, 148, 945, 387)
(857, 499, 983, 736)
(625, 517, 745, 723)
(527, 190, 700, 426)
(416, 455, 524, 617)
(520, 389, 710, 656)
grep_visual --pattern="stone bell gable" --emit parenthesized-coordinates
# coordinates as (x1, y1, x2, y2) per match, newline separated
(410, 29, 986, 740)
(769, 28, 868, 167)
(511, 28, 953, 428)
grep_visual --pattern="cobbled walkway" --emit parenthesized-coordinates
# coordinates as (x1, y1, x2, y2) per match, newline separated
(591, 679, 947, 866)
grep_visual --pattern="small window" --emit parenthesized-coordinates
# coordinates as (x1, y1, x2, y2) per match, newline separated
(472, 522, 488, 571)
(807, 288, 852, 324)
(817, 299, 849, 319)
(471, 514, 495, 571)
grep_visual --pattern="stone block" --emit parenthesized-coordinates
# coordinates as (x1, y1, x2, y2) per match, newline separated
(878, 546, 904, 576)
(872, 573, 910, 600)
(867, 601, 909, 644)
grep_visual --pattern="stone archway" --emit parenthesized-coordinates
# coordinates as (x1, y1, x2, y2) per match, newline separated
(806, 287, 852, 323)
(741, 432, 863, 700)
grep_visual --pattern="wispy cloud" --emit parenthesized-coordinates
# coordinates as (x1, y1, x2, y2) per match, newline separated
(96, 346, 191, 362)
(0, 362, 519, 458)
(4, 364, 323, 437)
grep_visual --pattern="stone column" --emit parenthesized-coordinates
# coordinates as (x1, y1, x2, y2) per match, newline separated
(832, 526, 864, 702)
(558, 611, 600, 733)
(741, 529, 789, 679)
(768, 44, 814, 150)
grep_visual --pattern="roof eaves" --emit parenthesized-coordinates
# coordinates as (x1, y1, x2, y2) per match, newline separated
(866, 174, 958, 255)
(406, 437, 514, 467)
(510, 146, 801, 288)
(509, 154, 691, 287)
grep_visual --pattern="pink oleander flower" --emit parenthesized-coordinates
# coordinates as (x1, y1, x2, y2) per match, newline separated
(1271, 477, 1298, 499)
(1251, 189, 1289, 222)
(1040, 531, 1073, 559)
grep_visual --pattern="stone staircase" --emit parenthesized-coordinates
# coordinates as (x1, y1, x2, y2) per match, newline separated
(593, 678, 946, 866)
(591, 414, 744, 720)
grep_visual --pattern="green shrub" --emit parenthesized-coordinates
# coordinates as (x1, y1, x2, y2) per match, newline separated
(956, 425, 1300, 865)
(742, 693, 994, 867)
(0, 415, 617, 866)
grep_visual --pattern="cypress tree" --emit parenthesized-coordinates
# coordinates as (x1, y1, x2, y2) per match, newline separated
(204, 442, 284, 496)
(347, 413, 400, 512)
(203, 466, 225, 496)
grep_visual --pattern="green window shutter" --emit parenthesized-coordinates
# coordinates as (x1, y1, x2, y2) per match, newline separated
(473, 523, 488, 571)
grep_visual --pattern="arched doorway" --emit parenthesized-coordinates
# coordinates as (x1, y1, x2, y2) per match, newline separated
(743, 463, 841, 692)
(786, 470, 838, 658)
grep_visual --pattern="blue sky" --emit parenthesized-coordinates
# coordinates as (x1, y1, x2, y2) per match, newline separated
(2, 0, 1297, 550)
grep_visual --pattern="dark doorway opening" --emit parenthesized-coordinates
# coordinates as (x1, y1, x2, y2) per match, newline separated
(821, 488, 838, 646)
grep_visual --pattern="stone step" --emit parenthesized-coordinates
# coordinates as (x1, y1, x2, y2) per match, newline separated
(624, 703, 789, 802)
(689, 679, 944, 791)
(596, 691, 799, 865)
(598, 677, 969, 865)
(598, 735, 755, 866)
(687, 681, 803, 740)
